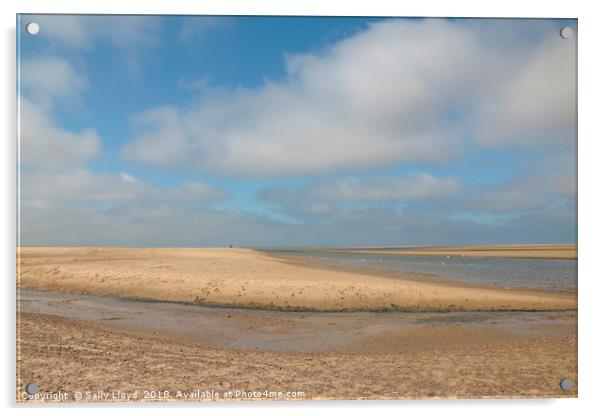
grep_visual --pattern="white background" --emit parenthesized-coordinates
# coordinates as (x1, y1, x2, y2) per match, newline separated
(1, 0, 600, 415)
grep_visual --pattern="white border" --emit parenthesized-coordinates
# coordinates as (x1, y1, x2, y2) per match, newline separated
(0, 0, 589, 17)
(2, 1, 601, 415)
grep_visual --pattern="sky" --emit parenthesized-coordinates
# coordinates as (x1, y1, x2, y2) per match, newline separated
(17, 15, 577, 247)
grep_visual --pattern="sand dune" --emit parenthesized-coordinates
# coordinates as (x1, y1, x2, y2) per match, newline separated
(17, 247, 576, 311)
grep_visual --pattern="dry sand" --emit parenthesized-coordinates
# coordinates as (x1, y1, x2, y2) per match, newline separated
(17, 247, 576, 311)
(312, 244, 577, 259)
(17, 312, 577, 401)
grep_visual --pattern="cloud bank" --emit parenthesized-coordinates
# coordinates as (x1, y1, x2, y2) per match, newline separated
(18, 17, 577, 247)
(122, 19, 576, 177)
(19, 55, 228, 246)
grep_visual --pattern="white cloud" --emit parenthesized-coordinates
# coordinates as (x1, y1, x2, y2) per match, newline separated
(122, 106, 191, 167)
(20, 56, 86, 105)
(311, 173, 462, 202)
(18, 188, 575, 247)
(18, 53, 230, 247)
(121, 18, 576, 178)
(19, 56, 100, 168)
(473, 30, 576, 147)
(457, 172, 576, 213)
(20, 97, 100, 168)
(119, 172, 137, 183)
(260, 172, 462, 218)
(21, 169, 226, 210)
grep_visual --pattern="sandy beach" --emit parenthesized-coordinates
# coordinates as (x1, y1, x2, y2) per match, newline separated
(17, 247, 576, 312)
(17, 305, 577, 401)
(16, 246, 578, 402)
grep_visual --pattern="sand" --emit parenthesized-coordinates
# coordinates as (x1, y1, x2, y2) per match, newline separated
(20, 289, 577, 353)
(17, 247, 576, 311)
(17, 312, 577, 401)
(307, 244, 577, 259)
(16, 247, 578, 401)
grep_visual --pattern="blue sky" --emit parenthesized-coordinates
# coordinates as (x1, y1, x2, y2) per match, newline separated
(18, 15, 577, 247)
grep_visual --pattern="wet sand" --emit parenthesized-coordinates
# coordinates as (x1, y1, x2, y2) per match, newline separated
(16, 247, 578, 401)
(17, 291, 577, 401)
(17, 247, 576, 311)
(18, 290, 577, 353)
(293, 244, 577, 260)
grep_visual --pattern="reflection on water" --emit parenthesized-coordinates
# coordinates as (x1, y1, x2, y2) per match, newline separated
(266, 250, 577, 291)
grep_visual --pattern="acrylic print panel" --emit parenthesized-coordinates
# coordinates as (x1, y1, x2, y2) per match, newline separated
(16, 15, 577, 403)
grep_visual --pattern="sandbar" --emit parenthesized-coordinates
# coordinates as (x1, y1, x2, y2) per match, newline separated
(17, 247, 576, 311)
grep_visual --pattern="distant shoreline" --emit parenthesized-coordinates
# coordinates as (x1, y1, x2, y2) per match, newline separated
(265, 244, 577, 260)
(261, 251, 577, 293)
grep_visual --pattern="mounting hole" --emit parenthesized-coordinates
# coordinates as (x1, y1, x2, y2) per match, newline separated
(560, 26, 573, 39)
(25, 383, 39, 395)
(26, 22, 40, 36)
(559, 378, 573, 390)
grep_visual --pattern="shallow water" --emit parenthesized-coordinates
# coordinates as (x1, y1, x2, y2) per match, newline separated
(266, 250, 577, 290)
(19, 289, 576, 353)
